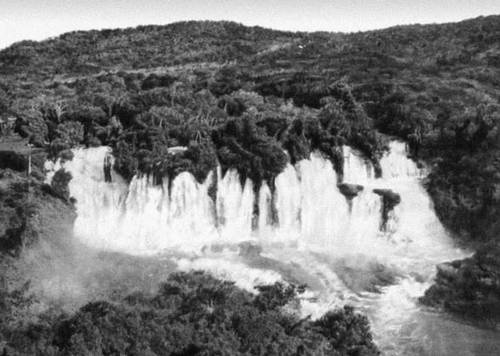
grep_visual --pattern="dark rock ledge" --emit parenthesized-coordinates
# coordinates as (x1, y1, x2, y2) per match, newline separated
(373, 189, 401, 230)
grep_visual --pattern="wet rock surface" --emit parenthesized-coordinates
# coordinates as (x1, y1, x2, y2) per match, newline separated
(338, 183, 364, 200)
(421, 244, 500, 326)
(334, 257, 401, 293)
(373, 188, 401, 229)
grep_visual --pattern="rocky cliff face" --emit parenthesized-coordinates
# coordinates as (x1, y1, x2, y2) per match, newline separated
(421, 244, 500, 326)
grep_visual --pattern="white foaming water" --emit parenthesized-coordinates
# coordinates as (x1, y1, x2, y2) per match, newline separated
(216, 168, 254, 241)
(343, 146, 375, 185)
(60, 147, 218, 252)
(176, 255, 282, 293)
(47, 141, 471, 355)
(273, 164, 301, 239)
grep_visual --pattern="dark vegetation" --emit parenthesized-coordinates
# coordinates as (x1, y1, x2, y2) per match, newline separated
(1, 271, 379, 355)
(420, 244, 500, 327)
(0, 177, 34, 256)
(1, 15, 500, 334)
(0, 143, 73, 257)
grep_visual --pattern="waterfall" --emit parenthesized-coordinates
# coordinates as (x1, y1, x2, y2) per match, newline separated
(47, 140, 467, 355)
(216, 168, 254, 241)
(47, 141, 461, 261)
(343, 146, 375, 184)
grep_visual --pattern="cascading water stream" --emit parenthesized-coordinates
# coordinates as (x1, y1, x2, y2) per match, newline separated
(47, 141, 472, 355)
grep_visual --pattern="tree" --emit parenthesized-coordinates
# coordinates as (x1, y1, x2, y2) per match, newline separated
(0, 87, 9, 114)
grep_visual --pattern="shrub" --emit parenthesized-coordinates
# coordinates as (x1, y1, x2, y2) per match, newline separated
(3, 272, 380, 356)
(50, 169, 72, 201)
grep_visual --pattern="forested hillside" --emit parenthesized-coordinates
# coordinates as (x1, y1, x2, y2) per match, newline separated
(1, 15, 500, 339)
(1, 16, 499, 242)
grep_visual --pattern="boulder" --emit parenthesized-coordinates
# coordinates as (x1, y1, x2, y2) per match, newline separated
(421, 244, 500, 326)
(238, 241, 263, 258)
(373, 188, 401, 207)
(436, 261, 460, 281)
(337, 183, 364, 200)
(333, 256, 400, 293)
(373, 189, 401, 230)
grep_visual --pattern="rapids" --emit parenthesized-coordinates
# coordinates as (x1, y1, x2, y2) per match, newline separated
(46, 141, 500, 355)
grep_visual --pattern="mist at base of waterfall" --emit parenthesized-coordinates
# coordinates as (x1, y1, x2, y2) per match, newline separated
(41, 141, 500, 355)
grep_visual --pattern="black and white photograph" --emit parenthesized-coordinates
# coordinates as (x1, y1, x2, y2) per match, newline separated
(1, 1, 500, 355)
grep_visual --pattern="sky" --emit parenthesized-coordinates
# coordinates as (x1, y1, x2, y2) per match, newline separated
(1, 0, 500, 49)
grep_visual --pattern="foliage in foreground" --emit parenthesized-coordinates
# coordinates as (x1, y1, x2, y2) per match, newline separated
(1, 271, 379, 356)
